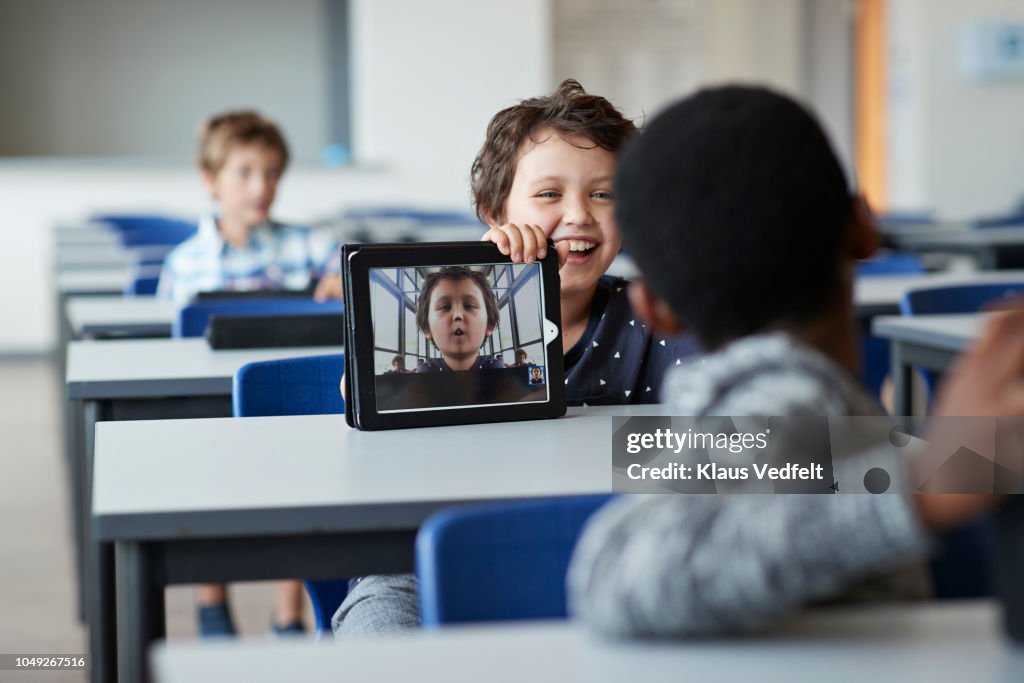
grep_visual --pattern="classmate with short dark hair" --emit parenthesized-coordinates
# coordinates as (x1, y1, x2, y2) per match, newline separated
(567, 85, 1024, 637)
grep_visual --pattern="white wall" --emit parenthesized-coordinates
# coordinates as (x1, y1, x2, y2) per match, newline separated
(0, 0, 330, 162)
(888, 0, 1024, 218)
(350, 0, 552, 206)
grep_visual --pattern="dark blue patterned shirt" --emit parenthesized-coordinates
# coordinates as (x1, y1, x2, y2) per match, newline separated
(564, 276, 701, 405)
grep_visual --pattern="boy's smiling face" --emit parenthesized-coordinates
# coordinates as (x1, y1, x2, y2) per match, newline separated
(424, 277, 493, 365)
(499, 129, 621, 297)
(203, 143, 283, 231)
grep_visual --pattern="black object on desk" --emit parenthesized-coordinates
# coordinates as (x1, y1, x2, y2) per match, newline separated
(205, 313, 343, 349)
(194, 287, 314, 300)
(996, 496, 1024, 643)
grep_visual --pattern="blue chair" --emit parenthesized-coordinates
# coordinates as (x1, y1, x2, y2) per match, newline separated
(856, 253, 926, 398)
(900, 282, 1024, 316)
(93, 215, 197, 247)
(174, 298, 343, 338)
(123, 273, 161, 296)
(344, 207, 479, 225)
(856, 252, 925, 276)
(972, 213, 1024, 229)
(233, 353, 347, 634)
(233, 353, 345, 418)
(416, 495, 613, 627)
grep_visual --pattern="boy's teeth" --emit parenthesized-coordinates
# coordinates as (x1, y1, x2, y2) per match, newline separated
(568, 240, 595, 252)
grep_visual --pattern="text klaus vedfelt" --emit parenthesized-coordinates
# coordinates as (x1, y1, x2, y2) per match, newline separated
(623, 428, 824, 482)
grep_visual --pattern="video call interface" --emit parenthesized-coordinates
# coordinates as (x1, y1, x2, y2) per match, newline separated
(369, 263, 549, 413)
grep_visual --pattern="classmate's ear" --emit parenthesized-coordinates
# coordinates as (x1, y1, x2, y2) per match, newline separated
(200, 169, 219, 198)
(845, 194, 882, 260)
(627, 281, 686, 336)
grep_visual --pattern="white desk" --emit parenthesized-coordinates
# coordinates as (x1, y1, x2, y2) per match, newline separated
(57, 268, 135, 296)
(65, 295, 176, 339)
(56, 230, 121, 248)
(67, 339, 344, 683)
(56, 243, 171, 270)
(93, 406, 661, 683)
(871, 314, 983, 414)
(153, 601, 1022, 683)
(67, 338, 341, 400)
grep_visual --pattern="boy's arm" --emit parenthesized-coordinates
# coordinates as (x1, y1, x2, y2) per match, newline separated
(155, 250, 185, 305)
(308, 228, 343, 300)
(567, 468, 928, 637)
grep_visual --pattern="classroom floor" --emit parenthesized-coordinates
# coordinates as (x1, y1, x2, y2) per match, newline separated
(0, 359, 313, 682)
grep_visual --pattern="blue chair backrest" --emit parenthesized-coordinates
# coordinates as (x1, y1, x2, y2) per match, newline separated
(174, 298, 343, 338)
(233, 354, 345, 418)
(972, 213, 1024, 229)
(900, 282, 1024, 315)
(123, 274, 161, 297)
(345, 207, 476, 222)
(232, 353, 346, 634)
(93, 215, 197, 247)
(416, 495, 613, 627)
(856, 252, 925, 276)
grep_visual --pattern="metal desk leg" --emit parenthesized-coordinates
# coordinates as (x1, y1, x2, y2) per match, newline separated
(68, 398, 86, 622)
(116, 542, 165, 683)
(88, 540, 116, 683)
(891, 341, 913, 417)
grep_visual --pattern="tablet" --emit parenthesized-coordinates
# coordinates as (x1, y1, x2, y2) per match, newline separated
(342, 241, 565, 430)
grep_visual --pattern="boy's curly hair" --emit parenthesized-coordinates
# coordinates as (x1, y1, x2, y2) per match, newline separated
(196, 110, 290, 175)
(471, 79, 636, 223)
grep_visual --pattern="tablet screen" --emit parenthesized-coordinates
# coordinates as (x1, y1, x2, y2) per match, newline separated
(368, 262, 549, 412)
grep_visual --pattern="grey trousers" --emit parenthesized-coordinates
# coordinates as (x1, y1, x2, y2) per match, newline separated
(331, 574, 421, 636)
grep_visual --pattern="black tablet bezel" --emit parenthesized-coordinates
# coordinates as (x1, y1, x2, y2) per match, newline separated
(341, 243, 359, 428)
(343, 241, 565, 430)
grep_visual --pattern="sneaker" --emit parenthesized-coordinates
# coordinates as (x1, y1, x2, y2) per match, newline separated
(270, 619, 306, 637)
(197, 603, 236, 638)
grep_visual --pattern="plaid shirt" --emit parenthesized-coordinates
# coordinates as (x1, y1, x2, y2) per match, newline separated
(157, 214, 340, 305)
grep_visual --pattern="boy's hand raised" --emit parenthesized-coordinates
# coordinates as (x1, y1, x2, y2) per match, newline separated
(933, 307, 1024, 419)
(914, 307, 1024, 530)
(482, 224, 568, 268)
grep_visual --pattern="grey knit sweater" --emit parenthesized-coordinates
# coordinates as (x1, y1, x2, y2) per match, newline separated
(567, 333, 931, 636)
